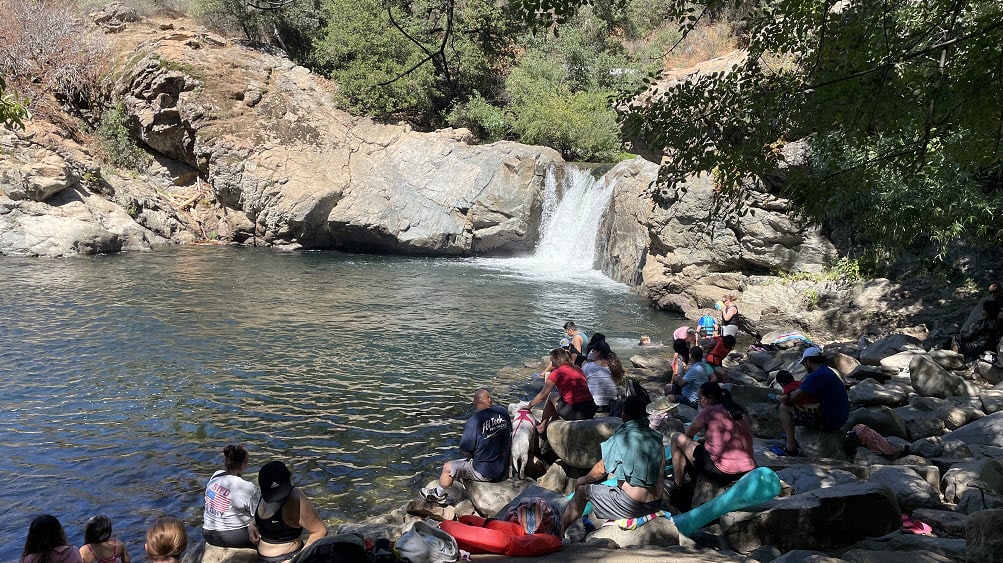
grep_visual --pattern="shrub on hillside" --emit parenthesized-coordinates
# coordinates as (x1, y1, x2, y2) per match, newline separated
(0, 0, 108, 119)
(96, 104, 150, 170)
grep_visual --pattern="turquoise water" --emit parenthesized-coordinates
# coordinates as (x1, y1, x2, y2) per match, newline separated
(0, 247, 681, 559)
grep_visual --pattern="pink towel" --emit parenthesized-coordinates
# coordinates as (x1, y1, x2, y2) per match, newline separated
(853, 424, 897, 456)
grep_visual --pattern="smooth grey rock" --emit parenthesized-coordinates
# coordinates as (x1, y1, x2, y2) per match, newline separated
(795, 427, 849, 460)
(774, 465, 857, 495)
(719, 482, 901, 553)
(847, 365, 898, 382)
(966, 509, 1003, 562)
(840, 535, 964, 561)
(772, 551, 842, 563)
(942, 440, 973, 459)
(910, 354, 972, 398)
(934, 404, 980, 430)
(941, 411, 1003, 448)
(464, 479, 531, 516)
(880, 350, 926, 370)
(860, 334, 924, 366)
(895, 405, 947, 440)
(957, 487, 1003, 514)
(865, 466, 943, 512)
(930, 350, 966, 370)
(847, 379, 910, 407)
(941, 459, 1003, 504)
(746, 402, 785, 439)
(844, 406, 909, 439)
(629, 354, 672, 371)
(545, 417, 622, 469)
(911, 507, 968, 537)
(729, 384, 775, 407)
(978, 360, 1003, 385)
(746, 545, 782, 562)
(911, 437, 944, 458)
(830, 352, 860, 378)
(536, 461, 571, 494)
(587, 515, 685, 547)
(200, 543, 257, 563)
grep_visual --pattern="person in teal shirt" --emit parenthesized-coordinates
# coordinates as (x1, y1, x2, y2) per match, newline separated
(560, 396, 664, 536)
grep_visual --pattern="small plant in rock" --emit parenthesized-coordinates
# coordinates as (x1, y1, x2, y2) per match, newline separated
(96, 104, 149, 170)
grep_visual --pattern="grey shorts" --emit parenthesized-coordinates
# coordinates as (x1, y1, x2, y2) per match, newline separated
(447, 458, 488, 481)
(586, 484, 663, 521)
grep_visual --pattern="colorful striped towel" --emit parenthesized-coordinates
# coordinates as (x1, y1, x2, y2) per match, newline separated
(604, 510, 669, 530)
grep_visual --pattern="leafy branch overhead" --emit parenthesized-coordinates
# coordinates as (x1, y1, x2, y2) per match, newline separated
(619, 0, 1003, 253)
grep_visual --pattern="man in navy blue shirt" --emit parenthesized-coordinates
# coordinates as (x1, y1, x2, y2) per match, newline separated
(778, 347, 849, 456)
(421, 388, 512, 505)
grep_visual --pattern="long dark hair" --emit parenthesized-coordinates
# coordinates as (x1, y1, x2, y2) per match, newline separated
(22, 514, 69, 563)
(699, 381, 746, 421)
(592, 346, 625, 385)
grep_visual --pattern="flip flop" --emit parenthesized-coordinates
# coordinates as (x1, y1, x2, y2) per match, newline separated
(901, 514, 933, 535)
(768, 445, 799, 456)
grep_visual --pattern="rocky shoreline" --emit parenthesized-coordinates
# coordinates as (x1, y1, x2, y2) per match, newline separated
(192, 302, 1003, 563)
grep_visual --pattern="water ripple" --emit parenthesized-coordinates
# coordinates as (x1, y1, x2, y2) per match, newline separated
(0, 247, 681, 560)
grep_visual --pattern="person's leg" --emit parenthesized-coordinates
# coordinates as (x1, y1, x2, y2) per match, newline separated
(536, 395, 558, 433)
(439, 461, 455, 489)
(670, 432, 698, 486)
(560, 484, 590, 537)
(779, 403, 797, 452)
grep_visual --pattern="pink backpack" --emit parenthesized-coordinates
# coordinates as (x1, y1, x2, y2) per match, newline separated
(853, 424, 897, 456)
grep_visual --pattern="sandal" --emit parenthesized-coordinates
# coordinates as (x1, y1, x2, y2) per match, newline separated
(768, 445, 800, 457)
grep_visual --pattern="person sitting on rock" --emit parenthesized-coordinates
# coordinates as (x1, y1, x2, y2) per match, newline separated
(421, 388, 512, 505)
(704, 334, 736, 381)
(560, 396, 664, 536)
(582, 342, 624, 415)
(777, 347, 849, 456)
(563, 321, 589, 367)
(952, 299, 1001, 361)
(667, 346, 711, 408)
(528, 348, 596, 434)
(670, 381, 756, 488)
(669, 338, 690, 384)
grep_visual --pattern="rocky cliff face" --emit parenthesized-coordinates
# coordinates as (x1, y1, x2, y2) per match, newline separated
(0, 12, 969, 340)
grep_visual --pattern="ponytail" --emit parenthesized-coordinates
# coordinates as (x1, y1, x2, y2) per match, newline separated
(698, 381, 747, 421)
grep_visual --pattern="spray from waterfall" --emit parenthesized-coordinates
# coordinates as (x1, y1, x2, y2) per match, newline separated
(473, 164, 619, 286)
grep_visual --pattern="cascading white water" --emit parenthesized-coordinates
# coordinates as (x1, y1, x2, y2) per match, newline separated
(533, 165, 615, 270)
(475, 164, 619, 286)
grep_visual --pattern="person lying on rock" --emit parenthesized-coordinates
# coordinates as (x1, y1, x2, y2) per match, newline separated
(560, 396, 664, 537)
(670, 382, 756, 488)
(777, 347, 849, 456)
(421, 388, 512, 505)
(528, 348, 596, 434)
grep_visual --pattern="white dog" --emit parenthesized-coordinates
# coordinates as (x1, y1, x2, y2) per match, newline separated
(508, 402, 536, 480)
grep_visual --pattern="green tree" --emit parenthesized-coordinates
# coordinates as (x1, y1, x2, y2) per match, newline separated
(616, 0, 1003, 254)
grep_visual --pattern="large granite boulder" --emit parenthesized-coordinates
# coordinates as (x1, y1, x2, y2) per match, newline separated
(865, 466, 943, 512)
(966, 509, 1003, 563)
(199, 544, 256, 563)
(859, 334, 924, 366)
(940, 411, 1003, 447)
(941, 459, 1003, 504)
(774, 465, 857, 495)
(895, 405, 947, 440)
(719, 482, 901, 553)
(847, 379, 911, 407)
(545, 417, 623, 469)
(844, 406, 909, 439)
(910, 355, 975, 398)
(463, 479, 531, 516)
(587, 516, 687, 548)
(981, 390, 1003, 415)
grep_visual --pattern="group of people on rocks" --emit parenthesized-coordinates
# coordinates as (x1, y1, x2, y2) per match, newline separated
(20, 514, 185, 563)
(418, 302, 856, 536)
(20, 446, 330, 563)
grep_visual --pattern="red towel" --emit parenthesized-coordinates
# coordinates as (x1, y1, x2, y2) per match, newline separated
(853, 424, 897, 456)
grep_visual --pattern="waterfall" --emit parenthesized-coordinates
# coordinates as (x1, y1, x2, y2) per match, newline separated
(533, 165, 615, 271)
(473, 164, 618, 287)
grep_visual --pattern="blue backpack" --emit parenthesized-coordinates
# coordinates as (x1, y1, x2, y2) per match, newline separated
(698, 315, 716, 336)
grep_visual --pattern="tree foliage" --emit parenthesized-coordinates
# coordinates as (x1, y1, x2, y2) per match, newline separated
(618, 0, 1003, 254)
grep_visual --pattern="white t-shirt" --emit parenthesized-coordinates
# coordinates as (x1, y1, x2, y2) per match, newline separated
(203, 471, 260, 531)
(582, 362, 619, 408)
